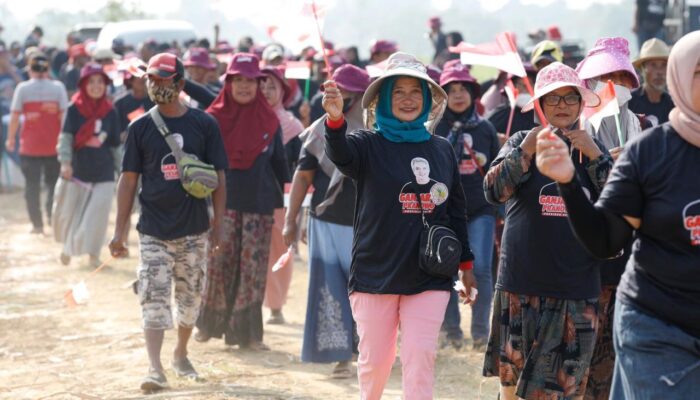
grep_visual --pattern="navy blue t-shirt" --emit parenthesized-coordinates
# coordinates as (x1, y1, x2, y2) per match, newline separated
(325, 124, 475, 295)
(62, 104, 121, 183)
(493, 130, 602, 299)
(113, 91, 154, 134)
(122, 107, 228, 240)
(435, 110, 500, 218)
(598, 124, 700, 338)
(628, 87, 675, 125)
(225, 126, 290, 214)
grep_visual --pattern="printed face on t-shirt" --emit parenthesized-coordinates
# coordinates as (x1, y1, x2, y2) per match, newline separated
(411, 157, 430, 184)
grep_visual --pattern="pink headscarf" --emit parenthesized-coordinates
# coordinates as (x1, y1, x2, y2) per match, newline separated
(265, 70, 304, 144)
(667, 31, 700, 148)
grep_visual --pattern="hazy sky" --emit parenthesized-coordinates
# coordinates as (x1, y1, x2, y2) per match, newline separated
(1, 0, 624, 20)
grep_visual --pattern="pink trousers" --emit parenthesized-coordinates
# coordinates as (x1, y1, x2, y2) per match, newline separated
(350, 290, 450, 400)
(264, 209, 294, 310)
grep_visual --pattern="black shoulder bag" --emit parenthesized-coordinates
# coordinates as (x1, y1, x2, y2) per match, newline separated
(411, 184, 462, 279)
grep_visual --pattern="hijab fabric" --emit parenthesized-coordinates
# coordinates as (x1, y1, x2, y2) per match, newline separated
(374, 76, 433, 143)
(667, 31, 700, 148)
(72, 75, 113, 150)
(207, 77, 280, 169)
(267, 74, 304, 144)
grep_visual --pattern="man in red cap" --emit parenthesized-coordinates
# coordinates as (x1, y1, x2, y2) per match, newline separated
(5, 51, 68, 234)
(109, 53, 229, 392)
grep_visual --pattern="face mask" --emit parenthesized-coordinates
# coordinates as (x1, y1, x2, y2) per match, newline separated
(593, 80, 632, 107)
(147, 79, 179, 104)
(515, 93, 531, 108)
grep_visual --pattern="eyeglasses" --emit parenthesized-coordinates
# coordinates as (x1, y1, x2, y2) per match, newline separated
(542, 94, 581, 106)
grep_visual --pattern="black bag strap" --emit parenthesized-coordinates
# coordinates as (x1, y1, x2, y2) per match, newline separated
(408, 183, 430, 229)
(149, 107, 184, 162)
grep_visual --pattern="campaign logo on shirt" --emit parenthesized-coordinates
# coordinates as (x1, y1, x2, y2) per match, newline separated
(160, 133, 184, 181)
(538, 182, 591, 217)
(458, 134, 488, 175)
(85, 119, 108, 148)
(682, 199, 700, 246)
(398, 157, 449, 214)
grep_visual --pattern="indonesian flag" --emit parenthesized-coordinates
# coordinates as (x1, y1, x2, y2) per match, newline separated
(267, 0, 334, 54)
(582, 80, 620, 132)
(284, 61, 312, 80)
(449, 32, 526, 78)
(504, 78, 518, 109)
(365, 59, 388, 78)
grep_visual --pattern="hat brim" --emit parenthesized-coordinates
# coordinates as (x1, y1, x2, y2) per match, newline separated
(439, 77, 481, 98)
(184, 61, 216, 70)
(577, 53, 640, 88)
(521, 83, 600, 112)
(632, 55, 668, 69)
(361, 67, 447, 109)
(225, 70, 266, 79)
(146, 68, 178, 79)
(78, 71, 112, 87)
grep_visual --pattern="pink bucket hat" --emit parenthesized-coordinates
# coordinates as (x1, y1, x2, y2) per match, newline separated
(576, 37, 640, 88)
(522, 62, 600, 112)
(439, 59, 480, 97)
(225, 53, 265, 79)
(184, 47, 216, 70)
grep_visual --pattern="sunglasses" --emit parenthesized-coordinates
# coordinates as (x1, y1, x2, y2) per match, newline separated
(542, 94, 581, 106)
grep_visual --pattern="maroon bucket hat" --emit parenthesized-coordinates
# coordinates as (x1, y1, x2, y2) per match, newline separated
(184, 47, 216, 70)
(225, 52, 265, 79)
(329, 64, 371, 93)
(78, 62, 111, 86)
(439, 59, 480, 97)
(262, 66, 292, 104)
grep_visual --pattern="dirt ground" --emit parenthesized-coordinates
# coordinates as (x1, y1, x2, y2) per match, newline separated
(0, 189, 500, 400)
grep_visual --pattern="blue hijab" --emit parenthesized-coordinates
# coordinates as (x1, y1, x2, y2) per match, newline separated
(374, 76, 433, 143)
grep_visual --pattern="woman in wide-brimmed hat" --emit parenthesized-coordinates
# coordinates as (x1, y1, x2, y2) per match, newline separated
(322, 52, 477, 399)
(482, 61, 613, 400)
(537, 30, 700, 400)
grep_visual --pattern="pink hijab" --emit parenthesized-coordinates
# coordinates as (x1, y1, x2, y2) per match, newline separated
(667, 31, 700, 148)
(265, 71, 304, 144)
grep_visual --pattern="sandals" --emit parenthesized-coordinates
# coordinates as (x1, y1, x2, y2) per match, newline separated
(331, 361, 353, 379)
(140, 368, 169, 392)
(171, 357, 199, 379)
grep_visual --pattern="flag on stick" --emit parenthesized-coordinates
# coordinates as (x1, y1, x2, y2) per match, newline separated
(582, 80, 622, 144)
(449, 32, 526, 78)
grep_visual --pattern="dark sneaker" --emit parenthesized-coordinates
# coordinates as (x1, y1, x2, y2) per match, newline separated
(172, 357, 198, 379)
(140, 368, 168, 392)
(266, 310, 285, 325)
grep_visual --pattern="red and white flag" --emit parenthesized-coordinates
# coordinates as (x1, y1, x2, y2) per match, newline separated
(504, 78, 518, 109)
(267, 0, 333, 54)
(582, 80, 620, 132)
(284, 61, 312, 80)
(449, 32, 526, 78)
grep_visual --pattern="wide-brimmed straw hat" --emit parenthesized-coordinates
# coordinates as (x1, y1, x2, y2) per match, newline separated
(632, 38, 671, 69)
(522, 61, 600, 112)
(361, 52, 447, 132)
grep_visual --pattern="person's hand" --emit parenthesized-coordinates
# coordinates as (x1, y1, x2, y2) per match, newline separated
(458, 270, 478, 305)
(322, 80, 344, 121)
(282, 220, 297, 247)
(108, 235, 128, 258)
(562, 129, 603, 160)
(609, 146, 624, 161)
(520, 126, 543, 157)
(5, 136, 15, 152)
(536, 128, 575, 183)
(210, 222, 224, 254)
(60, 163, 73, 180)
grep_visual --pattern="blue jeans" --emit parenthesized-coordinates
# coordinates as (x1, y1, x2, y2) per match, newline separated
(610, 300, 700, 399)
(442, 214, 496, 342)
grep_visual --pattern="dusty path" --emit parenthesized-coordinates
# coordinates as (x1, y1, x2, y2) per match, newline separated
(0, 190, 499, 399)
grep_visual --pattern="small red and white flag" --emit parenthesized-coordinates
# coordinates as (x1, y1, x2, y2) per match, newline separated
(582, 80, 620, 132)
(449, 32, 526, 78)
(504, 78, 518, 109)
(284, 61, 312, 80)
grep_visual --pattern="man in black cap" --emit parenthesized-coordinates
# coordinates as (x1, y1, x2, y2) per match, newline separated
(109, 53, 228, 392)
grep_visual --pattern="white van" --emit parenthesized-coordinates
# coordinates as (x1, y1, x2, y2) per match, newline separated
(96, 20, 197, 49)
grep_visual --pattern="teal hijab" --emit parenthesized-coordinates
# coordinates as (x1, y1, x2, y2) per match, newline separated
(374, 76, 433, 143)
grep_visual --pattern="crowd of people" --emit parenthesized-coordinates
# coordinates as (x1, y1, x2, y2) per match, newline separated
(1, 8, 698, 399)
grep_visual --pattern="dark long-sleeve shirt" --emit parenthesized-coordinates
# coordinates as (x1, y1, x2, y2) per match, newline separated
(325, 121, 474, 295)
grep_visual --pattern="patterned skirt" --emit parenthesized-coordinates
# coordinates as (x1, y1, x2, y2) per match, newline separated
(197, 210, 274, 346)
(584, 285, 617, 400)
(483, 290, 599, 399)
